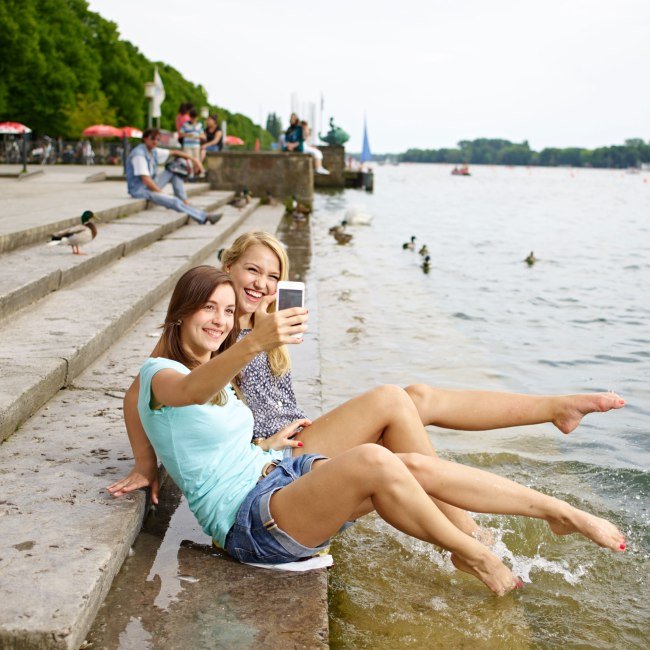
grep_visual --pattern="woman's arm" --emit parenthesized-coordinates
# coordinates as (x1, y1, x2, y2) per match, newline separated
(153, 298, 308, 407)
(107, 375, 161, 502)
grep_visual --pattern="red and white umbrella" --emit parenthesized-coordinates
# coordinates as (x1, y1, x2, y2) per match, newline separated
(82, 124, 122, 137)
(120, 126, 143, 139)
(0, 121, 32, 135)
(225, 135, 245, 146)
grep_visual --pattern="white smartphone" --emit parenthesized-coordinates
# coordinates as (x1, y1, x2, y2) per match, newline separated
(277, 281, 305, 337)
(277, 280, 305, 311)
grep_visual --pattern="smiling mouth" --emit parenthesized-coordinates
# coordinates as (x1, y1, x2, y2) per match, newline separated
(244, 288, 264, 300)
(203, 328, 224, 339)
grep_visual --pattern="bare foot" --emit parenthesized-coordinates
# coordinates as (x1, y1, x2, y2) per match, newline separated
(553, 392, 625, 434)
(450, 549, 523, 596)
(548, 504, 626, 552)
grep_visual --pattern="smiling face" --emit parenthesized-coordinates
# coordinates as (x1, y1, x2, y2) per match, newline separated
(225, 244, 282, 323)
(180, 283, 236, 363)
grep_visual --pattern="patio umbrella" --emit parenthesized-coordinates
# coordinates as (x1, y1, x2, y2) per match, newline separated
(120, 126, 143, 139)
(82, 124, 121, 137)
(225, 135, 244, 146)
(0, 121, 32, 134)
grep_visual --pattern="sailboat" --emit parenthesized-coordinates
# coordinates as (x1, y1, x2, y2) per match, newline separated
(360, 118, 374, 191)
(360, 118, 372, 165)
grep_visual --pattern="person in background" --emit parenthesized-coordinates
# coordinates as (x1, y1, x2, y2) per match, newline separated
(282, 113, 303, 152)
(201, 114, 223, 163)
(180, 108, 204, 179)
(300, 120, 329, 174)
(125, 128, 221, 225)
(176, 102, 193, 146)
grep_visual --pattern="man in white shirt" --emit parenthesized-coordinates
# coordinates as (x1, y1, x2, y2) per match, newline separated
(126, 128, 221, 225)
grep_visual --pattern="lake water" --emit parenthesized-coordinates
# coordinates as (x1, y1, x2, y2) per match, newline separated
(308, 165, 649, 647)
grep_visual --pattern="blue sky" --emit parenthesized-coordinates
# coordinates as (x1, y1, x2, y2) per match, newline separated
(87, 0, 650, 153)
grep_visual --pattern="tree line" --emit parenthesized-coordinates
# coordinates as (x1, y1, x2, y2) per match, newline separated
(0, 0, 272, 147)
(399, 138, 650, 169)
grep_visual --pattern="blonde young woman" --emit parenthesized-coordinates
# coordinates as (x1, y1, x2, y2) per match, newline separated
(120, 265, 625, 596)
(109, 232, 625, 542)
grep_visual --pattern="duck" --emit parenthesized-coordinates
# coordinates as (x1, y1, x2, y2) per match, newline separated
(284, 195, 311, 217)
(46, 210, 97, 255)
(229, 187, 251, 209)
(524, 251, 537, 266)
(344, 205, 373, 226)
(260, 191, 277, 206)
(402, 236, 416, 251)
(418, 244, 429, 257)
(421, 255, 431, 274)
(329, 220, 348, 235)
(333, 231, 353, 245)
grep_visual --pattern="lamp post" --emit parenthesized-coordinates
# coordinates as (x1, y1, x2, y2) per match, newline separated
(144, 82, 156, 129)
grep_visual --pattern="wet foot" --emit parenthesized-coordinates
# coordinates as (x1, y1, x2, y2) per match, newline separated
(553, 392, 625, 434)
(450, 549, 523, 596)
(547, 505, 626, 552)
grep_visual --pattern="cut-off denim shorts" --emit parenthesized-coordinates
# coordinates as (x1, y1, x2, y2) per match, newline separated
(224, 454, 331, 564)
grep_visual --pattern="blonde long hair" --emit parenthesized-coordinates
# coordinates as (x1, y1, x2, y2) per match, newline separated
(220, 232, 292, 377)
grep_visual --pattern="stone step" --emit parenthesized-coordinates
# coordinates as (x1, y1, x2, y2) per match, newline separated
(0, 205, 300, 650)
(0, 191, 234, 321)
(0, 179, 211, 255)
(0, 199, 260, 443)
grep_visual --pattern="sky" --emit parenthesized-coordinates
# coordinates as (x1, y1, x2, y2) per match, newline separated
(87, 0, 650, 153)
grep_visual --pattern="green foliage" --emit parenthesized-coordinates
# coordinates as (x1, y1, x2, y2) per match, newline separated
(0, 0, 272, 144)
(66, 93, 118, 136)
(400, 138, 650, 169)
(266, 112, 283, 140)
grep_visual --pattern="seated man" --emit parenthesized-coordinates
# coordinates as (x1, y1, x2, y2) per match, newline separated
(126, 128, 221, 225)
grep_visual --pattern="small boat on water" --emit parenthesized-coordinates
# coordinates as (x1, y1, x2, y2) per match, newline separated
(452, 164, 471, 176)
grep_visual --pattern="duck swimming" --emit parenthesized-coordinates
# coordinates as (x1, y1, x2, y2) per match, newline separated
(334, 231, 353, 245)
(46, 210, 97, 255)
(329, 220, 348, 235)
(402, 236, 416, 251)
(421, 254, 431, 274)
(524, 251, 537, 266)
(418, 244, 429, 257)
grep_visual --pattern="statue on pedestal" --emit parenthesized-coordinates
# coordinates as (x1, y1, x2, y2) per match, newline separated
(319, 117, 349, 146)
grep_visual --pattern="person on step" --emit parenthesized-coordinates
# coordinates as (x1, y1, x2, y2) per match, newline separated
(301, 120, 329, 174)
(110, 265, 625, 596)
(110, 232, 626, 546)
(126, 128, 221, 225)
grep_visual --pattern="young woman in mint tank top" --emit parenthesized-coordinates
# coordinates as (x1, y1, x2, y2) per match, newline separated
(112, 231, 626, 543)
(118, 265, 625, 596)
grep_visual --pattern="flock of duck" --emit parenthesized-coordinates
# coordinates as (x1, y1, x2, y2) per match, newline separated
(402, 236, 431, 273)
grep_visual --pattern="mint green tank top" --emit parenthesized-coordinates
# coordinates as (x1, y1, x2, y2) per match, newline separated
(138, 357, 282, 547)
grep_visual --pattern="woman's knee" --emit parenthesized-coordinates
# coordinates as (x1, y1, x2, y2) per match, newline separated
(350, 444, 405, 483)
(399, 452, 435, 481)
(368, 384, 412, 412)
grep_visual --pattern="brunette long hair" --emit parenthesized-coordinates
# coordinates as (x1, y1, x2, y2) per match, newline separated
(157, 266, 238, 404)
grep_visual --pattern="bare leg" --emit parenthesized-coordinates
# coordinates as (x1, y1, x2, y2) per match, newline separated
(271, 445, 521, 596)
(404, 384, 625, 434)
(399, 453, 626, 552)
(294, 385, 480, 535)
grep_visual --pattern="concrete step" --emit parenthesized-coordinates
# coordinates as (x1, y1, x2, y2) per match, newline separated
(0, 178, 211, 255)
(0, 191, 234, 321)
(0, 200, 260, 443)
(0, 205, 314, 650)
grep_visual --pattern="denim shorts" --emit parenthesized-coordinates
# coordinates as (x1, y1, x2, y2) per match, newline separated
(224, 454, 331, 564)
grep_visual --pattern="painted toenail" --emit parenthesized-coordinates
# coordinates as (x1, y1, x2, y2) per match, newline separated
(619, 543, 626, 551)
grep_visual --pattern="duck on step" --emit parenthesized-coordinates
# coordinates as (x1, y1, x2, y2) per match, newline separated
(46, 210, 98, 255)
